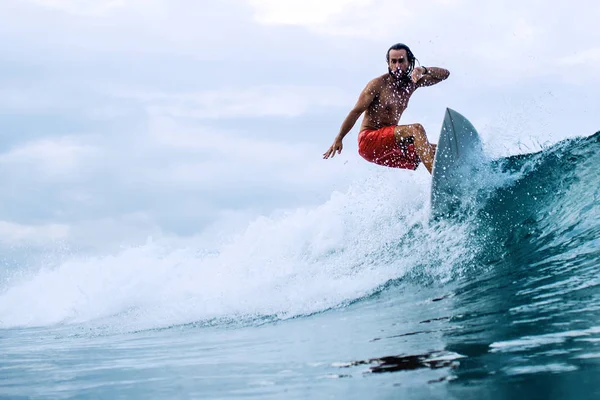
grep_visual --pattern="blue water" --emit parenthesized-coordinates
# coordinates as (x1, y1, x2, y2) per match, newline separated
(1, 131, 599, 399)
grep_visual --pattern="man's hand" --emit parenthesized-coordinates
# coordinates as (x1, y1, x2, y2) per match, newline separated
(323, 138, 343, 159)
(411, 66, 427, 83)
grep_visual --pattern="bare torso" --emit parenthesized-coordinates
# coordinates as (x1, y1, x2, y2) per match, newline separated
(359, 73, 417, 131)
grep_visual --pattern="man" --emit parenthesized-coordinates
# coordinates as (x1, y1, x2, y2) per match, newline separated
(323, 43, 450, 174)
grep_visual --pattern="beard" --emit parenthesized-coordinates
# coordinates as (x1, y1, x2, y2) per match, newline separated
(389, 67, 411, 84)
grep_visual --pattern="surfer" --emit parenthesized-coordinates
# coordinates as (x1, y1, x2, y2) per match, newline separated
(323, 43, 450, 174)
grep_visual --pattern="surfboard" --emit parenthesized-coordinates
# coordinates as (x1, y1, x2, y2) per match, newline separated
(430, 108, 484, 219)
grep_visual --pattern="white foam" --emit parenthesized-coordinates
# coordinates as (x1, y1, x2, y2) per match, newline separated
(490, 327, 600, 353)
(0, 171, 477, 330)
(504, 363, 579, 376)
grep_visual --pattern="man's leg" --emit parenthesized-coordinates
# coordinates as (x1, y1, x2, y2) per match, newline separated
(394, 124, 436, 174)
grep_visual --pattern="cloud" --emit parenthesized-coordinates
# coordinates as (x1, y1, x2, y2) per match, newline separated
(247, 0, 458, 35)
(0, 137, 100, 178)
(244, 0, 600, 81)
(248, 0, 373, 25)
(559, 48, 600, 66)
(0, 220, 69, 244)
(2, 0, 244, 62)
(136, 115, 352, 191)
(110, 85, 348, 119)
(0, 86, 71, 115)
(22, 0, 143, 17)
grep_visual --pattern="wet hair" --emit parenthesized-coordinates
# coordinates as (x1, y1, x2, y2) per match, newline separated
(386, 43, 417, 75)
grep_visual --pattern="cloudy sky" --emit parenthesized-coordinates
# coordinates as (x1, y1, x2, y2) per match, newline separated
(0, 0, 599, 252)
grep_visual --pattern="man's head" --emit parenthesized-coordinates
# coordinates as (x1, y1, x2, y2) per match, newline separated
(386, 43, 416, 81)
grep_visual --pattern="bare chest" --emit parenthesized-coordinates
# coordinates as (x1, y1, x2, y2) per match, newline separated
(361, 78, 417, 129)
(377, 85, 414, 111)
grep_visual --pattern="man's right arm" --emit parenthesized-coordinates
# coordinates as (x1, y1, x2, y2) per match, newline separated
(323, 80, 378, 159)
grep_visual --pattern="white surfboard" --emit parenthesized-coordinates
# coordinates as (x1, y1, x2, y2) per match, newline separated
(430, 108, 484, 218)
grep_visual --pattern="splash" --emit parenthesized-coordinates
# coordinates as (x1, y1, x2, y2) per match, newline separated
(0, 170, 477, 330)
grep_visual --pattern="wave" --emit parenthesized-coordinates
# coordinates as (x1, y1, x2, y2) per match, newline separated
(0, 131, 597, 332)
(476, 131, 599, 269)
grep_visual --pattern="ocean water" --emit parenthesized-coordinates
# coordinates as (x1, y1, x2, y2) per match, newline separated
(1, 131, 599, 399)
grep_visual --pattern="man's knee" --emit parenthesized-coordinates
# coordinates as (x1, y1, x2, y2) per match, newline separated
(395, 123, 424, 139)
(410, 123, 426, 136)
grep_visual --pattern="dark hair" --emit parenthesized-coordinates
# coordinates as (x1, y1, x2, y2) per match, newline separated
(386, 43, 417, 74)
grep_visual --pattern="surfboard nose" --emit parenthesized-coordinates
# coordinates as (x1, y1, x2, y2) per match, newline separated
(445, 108, 462, 122)
(440, 108, 483, 158)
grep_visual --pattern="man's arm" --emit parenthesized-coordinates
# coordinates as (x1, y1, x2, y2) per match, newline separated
(323, 80, 379, 159)
(412, 66, 450, 87)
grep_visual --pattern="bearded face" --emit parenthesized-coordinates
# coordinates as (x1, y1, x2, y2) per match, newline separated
(387, 49, 411, 82)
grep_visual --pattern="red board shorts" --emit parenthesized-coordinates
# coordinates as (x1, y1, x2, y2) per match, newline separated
(358, 126, 420, 170)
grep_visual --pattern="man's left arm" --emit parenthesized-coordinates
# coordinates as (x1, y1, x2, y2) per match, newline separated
(412, 67, 450, 87)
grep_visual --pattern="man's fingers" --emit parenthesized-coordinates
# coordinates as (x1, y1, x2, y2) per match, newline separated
(411, 70, 421, 83)
(323, 144, 342, 159)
